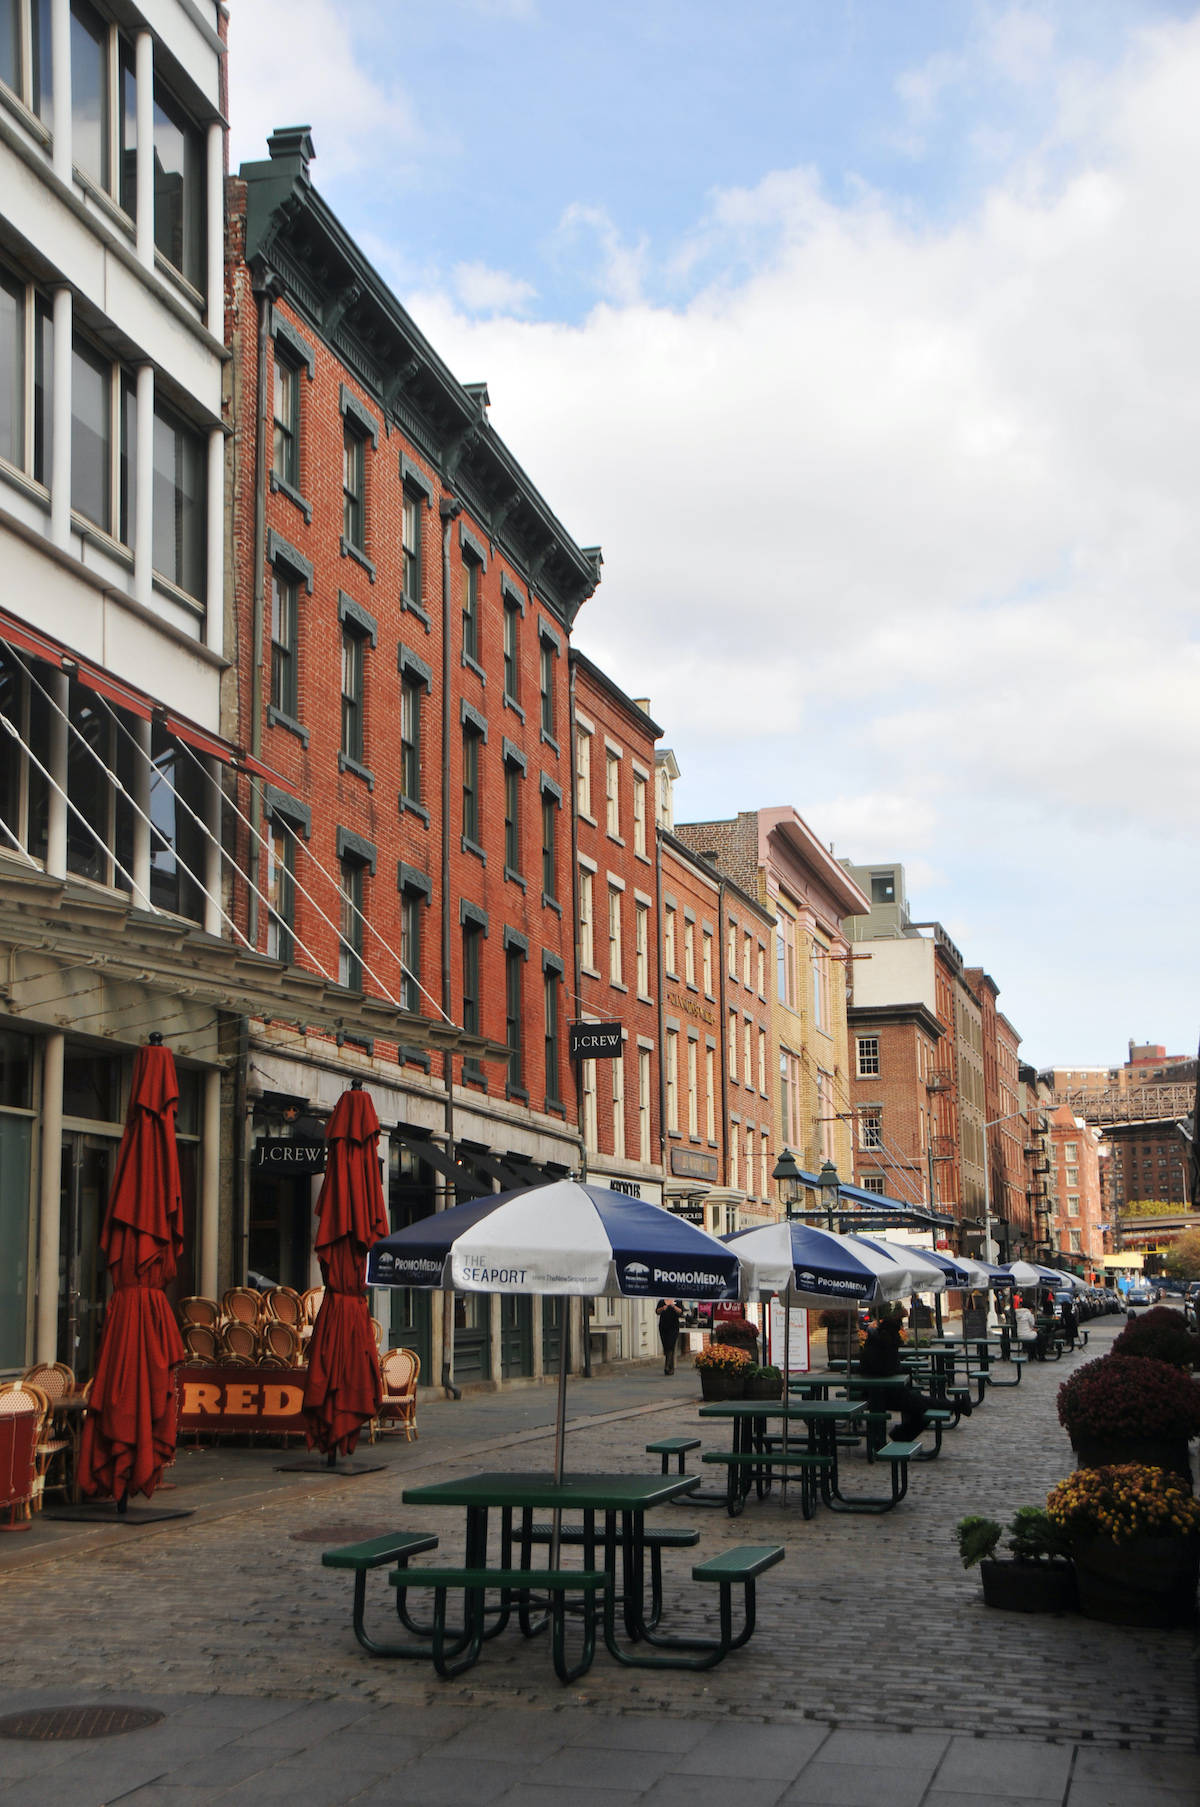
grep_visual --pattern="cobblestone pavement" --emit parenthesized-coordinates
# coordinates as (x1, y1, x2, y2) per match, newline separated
(2, 1319, 1198, 1806)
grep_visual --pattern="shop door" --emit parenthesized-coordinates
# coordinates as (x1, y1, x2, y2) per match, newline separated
(452, 1292, 491, 1384)
(248, 1173, 313, 1292)
(541, 1296, 564, 1375)
(58, 1132, 116, 1380)
(500, 1295, 533, 1378)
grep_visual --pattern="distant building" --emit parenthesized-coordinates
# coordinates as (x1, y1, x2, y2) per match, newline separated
(677, 808, 868, 1189)
(1046, 1105, 1104, 1269)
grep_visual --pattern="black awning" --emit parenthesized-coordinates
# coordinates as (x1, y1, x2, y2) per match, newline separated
(458, 1146, 528, 1191)
(393, 1130, 489, 1200)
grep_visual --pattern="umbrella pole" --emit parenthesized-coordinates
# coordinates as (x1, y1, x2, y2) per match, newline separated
(551, 1294, 570, 1568)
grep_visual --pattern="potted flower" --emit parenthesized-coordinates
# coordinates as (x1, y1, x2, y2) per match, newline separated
(1046, 1463, 1200, 1627)
(693, 1341, 752, 1401)
(743, 1363, 783, 1400)
(1112, 1307, 1199, 1371)
(955, 1508, 1077, 1613)
(1057, 1355, 1200, 1483)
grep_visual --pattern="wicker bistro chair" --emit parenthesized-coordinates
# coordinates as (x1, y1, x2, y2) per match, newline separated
(263, 1287, 304, 1329)
(222, 1287, 264, 1328)
(183, 1322, 220, 1364)
(178, 1297, 222, 1328)
(373, 1348, 420, 1442)
(19, 1367, 74, 1501)
(21, 1362, 75, 1403)
(299, 1287, 324, 1324)
(0, 1383, 54, 1514)
(260, 1320, 303, 1366)
(0, 1385, 41, 1530)
(220, 1320, 261, 1364)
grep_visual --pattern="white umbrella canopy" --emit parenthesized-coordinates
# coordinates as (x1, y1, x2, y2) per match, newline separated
(723, 1220, 917, 1309)
(368, 1180, 743, 1489)
(1002, 1260, 1073, 1291)
(842, 1235, 948, 1297)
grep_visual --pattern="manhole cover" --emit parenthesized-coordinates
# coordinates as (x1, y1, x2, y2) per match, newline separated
(0, 1707, 165, 1741)
(290, 1524, 394, 1544)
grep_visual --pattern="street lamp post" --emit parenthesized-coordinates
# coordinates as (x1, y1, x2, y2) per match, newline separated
(771, 1148, 805, 1221)
(818, 1158, 841, 1232)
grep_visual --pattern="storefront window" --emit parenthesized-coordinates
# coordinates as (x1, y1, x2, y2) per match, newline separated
(0, 1028, 33, 1367)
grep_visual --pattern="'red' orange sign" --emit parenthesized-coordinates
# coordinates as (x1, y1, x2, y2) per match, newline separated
(178, 1365, 307, 1433)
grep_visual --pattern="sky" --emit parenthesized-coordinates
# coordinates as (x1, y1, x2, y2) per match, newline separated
(228, 1, 1200, 1071)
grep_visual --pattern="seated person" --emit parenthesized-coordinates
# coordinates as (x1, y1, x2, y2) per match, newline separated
(1013, 1302, 1044, 1360)
(857, 1310, 955, 1439)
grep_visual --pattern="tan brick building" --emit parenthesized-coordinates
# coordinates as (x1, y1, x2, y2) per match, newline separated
(676, 808, 867, 1193)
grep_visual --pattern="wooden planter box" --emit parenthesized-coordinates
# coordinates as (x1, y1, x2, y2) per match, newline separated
(979, 1559, 1078, 1614)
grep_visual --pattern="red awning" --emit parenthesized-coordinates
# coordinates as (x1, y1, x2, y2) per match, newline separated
(0, 609, 292, 790)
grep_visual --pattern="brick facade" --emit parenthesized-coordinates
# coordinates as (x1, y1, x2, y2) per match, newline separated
(226, 127, 601, 1385)
(846, 1003, 944, 1210)
(570, 653, 662, 1191)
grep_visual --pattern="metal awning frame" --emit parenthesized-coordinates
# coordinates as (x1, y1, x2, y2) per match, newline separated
(0, 863, 505, 1062)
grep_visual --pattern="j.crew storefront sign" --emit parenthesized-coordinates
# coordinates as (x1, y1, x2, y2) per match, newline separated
(252, 1140, 326, 1175)
(569, 1022, 623, 1060)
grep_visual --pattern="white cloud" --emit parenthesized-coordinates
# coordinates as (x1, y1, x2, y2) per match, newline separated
(452, 262, 538, 315)
(402, 16, 1200, 1055)
(227, 1, 425, 180)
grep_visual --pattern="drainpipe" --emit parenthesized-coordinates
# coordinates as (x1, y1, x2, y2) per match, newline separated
(439, 494, 462, 1399)
(655, 823, 667, 1190)
(567, 655, 589, 1377)
(715, 873, 730, 1195)
(248, 264, 283, 945)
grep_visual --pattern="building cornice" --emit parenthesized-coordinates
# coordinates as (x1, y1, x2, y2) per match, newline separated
(239, 131, 600, 630)
(757, 807, 871, 919)
(847, 1001, 944, 1041)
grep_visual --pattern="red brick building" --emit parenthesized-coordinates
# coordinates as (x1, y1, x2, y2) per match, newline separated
(571, 651, 662, 1198)
(845, 1002, 945, 1211)
(1047, 1104, 1104, 1270)
(964, 968, 1029, 1262)
(660, 780, 777, 1226)
(227, 128, 600, 1387)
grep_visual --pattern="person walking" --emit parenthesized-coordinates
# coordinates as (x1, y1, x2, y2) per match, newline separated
(656, 1298, 684, 1374)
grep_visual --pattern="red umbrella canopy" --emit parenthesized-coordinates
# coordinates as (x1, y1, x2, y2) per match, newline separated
(302, 1086, 388, 1457)
(103, 1044, 186, 1287)
(77, 1042, 187, 1502)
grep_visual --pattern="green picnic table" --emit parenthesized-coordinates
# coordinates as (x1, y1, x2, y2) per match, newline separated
(398, 1469, 776, 1675)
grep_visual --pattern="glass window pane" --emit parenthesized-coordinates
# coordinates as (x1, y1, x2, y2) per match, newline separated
(0, 269, 22, 469)
(118, 37, 136, 216)
(153, 405, 206, 597)
(70, 2, 108, 189)
(118, 371, 136, 544)
(153, 89, 204, 288)
(70, 338, 110, 529)
(33, 295, 52, 484)
(0, 1112, 32, 1367)
(0, 1, 17, 97)
(32, 0, 51, 122)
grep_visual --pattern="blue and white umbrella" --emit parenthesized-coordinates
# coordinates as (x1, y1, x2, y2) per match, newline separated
(841, 1234, 949, 1296)
(722, 1220, 920, 1308)
(368, 1180, 740, 1484)
(368, 1180, 740, 1302)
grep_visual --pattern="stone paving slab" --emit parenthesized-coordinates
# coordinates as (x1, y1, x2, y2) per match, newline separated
(1, 1321, 1199, 1805)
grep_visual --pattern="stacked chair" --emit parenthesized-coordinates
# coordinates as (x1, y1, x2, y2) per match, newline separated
(175, 1287, 311, 1366)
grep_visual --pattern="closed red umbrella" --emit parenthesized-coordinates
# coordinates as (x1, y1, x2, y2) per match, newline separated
(76, 1037, 187, 1505)
(302, 1084, 388, 1457)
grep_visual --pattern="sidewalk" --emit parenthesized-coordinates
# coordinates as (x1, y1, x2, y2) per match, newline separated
(1, 1321, 1197, 1806)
